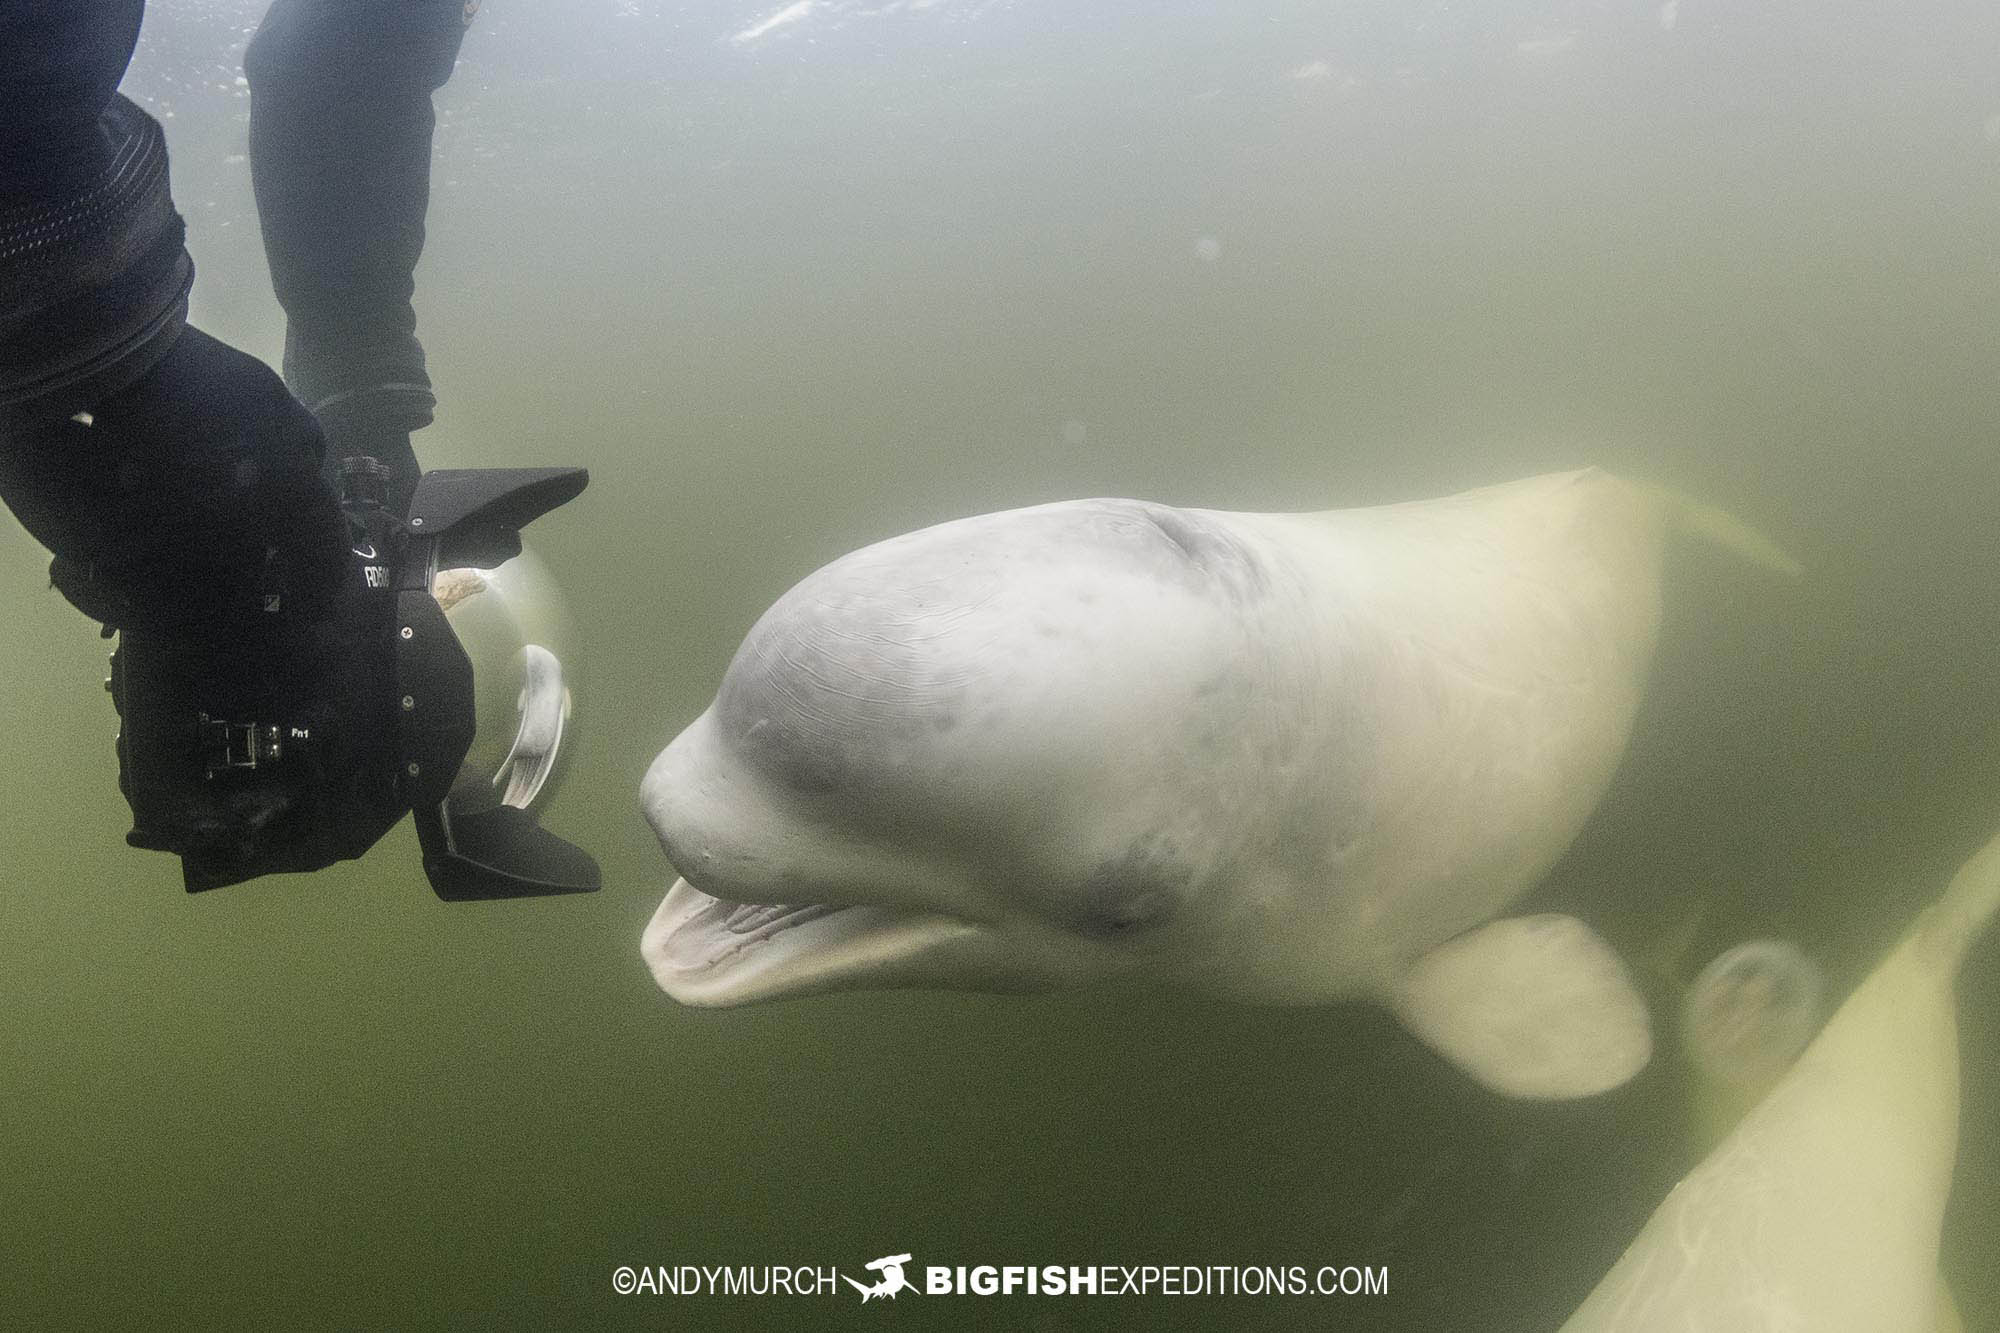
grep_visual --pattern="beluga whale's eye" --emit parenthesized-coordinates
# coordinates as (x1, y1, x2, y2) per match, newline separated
(1072, 843, 1190, 938)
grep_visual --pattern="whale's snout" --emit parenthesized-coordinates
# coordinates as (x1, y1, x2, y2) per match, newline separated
(640, 711, 1119, 1006)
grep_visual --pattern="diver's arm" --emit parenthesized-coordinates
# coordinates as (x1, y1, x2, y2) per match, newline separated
(1, 0, 188, 417)
(0, 0, 349, 632)
(246, 0, 474, 514)
(0, 1, 142, 203)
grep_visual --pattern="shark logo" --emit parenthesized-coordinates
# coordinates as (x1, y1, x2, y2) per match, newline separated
(843, 1253, 918, 1302)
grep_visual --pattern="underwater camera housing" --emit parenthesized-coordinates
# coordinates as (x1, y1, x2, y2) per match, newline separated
(108, 460, 601, 900)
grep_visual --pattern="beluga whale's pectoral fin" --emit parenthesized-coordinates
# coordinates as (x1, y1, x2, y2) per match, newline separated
(1388, 914, 1652, 1099)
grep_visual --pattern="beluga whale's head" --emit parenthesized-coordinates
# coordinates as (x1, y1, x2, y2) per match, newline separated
(642, 469, 1800, 1100)
(641, 497, 1319, 1007)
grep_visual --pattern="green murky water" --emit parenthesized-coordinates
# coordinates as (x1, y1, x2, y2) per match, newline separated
(4, 1, 1998, 1327)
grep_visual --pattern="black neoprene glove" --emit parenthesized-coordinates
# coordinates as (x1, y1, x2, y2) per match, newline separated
(0, 326, 351, 638)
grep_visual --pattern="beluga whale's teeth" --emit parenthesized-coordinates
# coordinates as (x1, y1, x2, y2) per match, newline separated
(643, 876, 1065, 1009)
(720, 901, 823, 934)
(639, 467, 1800, 1100)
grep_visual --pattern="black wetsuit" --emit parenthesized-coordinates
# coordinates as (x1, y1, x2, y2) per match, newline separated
(0, 0, 471, 629)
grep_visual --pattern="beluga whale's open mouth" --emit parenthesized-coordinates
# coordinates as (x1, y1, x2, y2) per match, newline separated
(642, 878, 1022, 1007)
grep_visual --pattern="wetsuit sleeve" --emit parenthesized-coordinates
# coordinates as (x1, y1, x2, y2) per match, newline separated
(245, 0, 472, 462)
(1, 2, 348, 631)
(0, 0, 194, 418)
(0, 0, 142, 205)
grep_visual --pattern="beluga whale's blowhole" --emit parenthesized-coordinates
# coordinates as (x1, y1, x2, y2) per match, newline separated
(641, 468, 1801, 1101)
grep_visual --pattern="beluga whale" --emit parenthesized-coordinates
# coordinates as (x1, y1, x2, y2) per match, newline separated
(641, 468, 1798, 1099)
(1560, 821, 2000, 1331)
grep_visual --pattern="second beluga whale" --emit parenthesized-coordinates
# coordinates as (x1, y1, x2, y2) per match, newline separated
(1561, 821, 2000, 1331)
(641, 468, 1797, 1098)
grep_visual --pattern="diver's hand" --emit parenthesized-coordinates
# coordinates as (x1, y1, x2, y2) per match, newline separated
(314, 394, 422, 518)
(0, 326, 349, 636)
